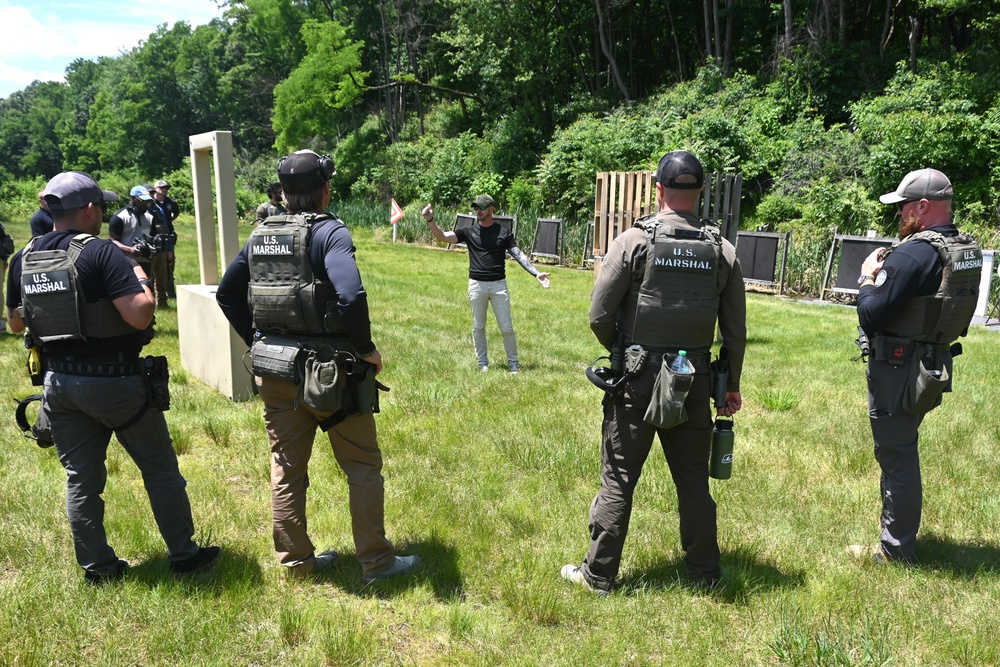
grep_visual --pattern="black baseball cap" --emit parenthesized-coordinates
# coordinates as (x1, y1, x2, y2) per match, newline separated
(654, 150, 704, 190)
(42, 171, 119, 211)
(278, 150, 329, 194)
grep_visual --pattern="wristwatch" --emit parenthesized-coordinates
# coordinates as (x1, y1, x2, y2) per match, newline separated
(138, 278, 153, 289)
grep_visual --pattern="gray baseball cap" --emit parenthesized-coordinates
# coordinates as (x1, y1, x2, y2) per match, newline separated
(42, 171, 119, 211)
(879, 168, 953, 204)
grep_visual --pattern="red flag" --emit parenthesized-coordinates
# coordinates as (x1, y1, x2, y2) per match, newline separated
(390, 198, 404, 225)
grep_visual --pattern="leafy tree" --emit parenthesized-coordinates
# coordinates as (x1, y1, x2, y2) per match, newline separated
(272, 19, 367, 154)
(0, 81, 67, 178)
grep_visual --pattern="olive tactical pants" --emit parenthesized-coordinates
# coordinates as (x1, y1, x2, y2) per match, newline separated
(582, 368, 720, 590)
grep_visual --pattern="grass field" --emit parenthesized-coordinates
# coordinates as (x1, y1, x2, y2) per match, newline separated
(1, 213, 999, 665)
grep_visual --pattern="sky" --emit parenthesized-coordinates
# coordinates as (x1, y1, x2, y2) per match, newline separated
(0, 0, 226, 99)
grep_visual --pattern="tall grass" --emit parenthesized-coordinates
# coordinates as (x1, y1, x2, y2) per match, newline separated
(1, 210, 999, 665)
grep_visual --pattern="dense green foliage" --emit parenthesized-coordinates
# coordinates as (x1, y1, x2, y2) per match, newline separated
(2, 0, 1000, 293)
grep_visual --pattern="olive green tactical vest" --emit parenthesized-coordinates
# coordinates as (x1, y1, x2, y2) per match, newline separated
(20, 234, 140, 342)
(248, 213, 343, 336)
(881, 230, 981, 343)
(628, 215, 723, 351)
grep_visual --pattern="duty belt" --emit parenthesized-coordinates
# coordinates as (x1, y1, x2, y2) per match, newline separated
(645, 349, 711, 373)
(47, 360, 142, 376)
(870, 335, 947, 363)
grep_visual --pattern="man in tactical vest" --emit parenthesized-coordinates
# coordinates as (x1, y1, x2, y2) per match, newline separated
(421, 195, 550, 373)
(4, 171, 219, 585)
(850, 168, 982, 564)
(216, 150, 420, 583)
(109, 185, 169, 306)
(561, 150, 747, 593)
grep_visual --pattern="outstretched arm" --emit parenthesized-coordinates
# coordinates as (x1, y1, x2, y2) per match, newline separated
(509, 246, 550, 286)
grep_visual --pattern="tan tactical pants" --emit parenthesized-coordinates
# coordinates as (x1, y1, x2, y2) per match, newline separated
(257, 375, 395, 577)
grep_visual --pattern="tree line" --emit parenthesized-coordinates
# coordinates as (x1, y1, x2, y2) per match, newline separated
(1, 0, 999, 291)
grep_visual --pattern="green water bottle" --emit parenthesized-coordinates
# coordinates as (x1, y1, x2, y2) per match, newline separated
(710, 418, 734, 480)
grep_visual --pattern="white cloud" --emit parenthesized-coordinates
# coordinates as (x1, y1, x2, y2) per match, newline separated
(0, 61, 65, 91)
(0, 0, 225, 98)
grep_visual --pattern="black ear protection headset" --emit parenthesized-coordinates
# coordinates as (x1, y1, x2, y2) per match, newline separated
(277, 152, 336, 182)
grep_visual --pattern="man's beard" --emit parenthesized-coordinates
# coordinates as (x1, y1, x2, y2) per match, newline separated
(898, 210, 920, 239)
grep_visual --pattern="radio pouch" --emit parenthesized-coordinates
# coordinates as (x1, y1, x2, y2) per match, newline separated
(644, 354, 690, 429)
(301, 348, 348, 413)
(901, 348, 951, 415)
(251, 335, 303, 381)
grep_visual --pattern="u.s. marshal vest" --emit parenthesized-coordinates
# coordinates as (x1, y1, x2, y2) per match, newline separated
(20, 234, 140, 342)
(247, 213, 344, 336)
(628, 214, 724, 351)
(881, 230, 981, 343)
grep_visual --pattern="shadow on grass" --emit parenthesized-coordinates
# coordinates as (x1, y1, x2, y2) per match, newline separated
(127, 546, 266, 591)
(619, 544, 806, 605)
(916, 533, 1000, 578)
(318, 535, 462, 601)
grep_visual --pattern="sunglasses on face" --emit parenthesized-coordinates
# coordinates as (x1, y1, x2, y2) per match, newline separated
(472, 204, 490, 211)
(896, 199, 916, 212)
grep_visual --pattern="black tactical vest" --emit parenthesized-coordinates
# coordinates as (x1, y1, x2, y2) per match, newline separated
(881, 230, 981, 343)
(628, 215, 724, 351)
(20, 234, 140, 342)
(247, 213, 344, 336)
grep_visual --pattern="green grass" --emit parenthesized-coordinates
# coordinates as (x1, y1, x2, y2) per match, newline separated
(2, 214, 1000, 665)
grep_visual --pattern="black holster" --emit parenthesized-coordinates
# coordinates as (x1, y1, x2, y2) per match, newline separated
(141, 355, 170, 411)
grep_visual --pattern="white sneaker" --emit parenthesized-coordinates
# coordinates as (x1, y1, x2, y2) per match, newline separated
(363, 555, 421, 584)
(480, 365, 489, 372)
(560, 564, 609, 596)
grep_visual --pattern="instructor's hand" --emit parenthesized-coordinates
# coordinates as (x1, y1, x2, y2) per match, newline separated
(421, 204, 434, 222)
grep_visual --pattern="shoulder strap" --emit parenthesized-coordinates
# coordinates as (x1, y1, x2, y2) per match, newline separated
(66, 233, 97, 263)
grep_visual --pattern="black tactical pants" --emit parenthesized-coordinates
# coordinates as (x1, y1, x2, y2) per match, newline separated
(867, 355, 928, 562)
(582, 368, 720, 590)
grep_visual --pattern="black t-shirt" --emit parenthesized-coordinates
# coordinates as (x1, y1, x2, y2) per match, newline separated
(455, 222, 516, 281)
(6, 231, 147, 361)
(161, 196, 180, 224)
(29, 208, 53, 237)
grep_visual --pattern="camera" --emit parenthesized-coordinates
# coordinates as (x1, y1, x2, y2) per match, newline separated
(134, 233, 170, 259)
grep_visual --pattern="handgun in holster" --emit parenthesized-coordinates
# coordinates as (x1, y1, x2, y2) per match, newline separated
(709, 347, 729, 409)
(854, 326, 870, 362)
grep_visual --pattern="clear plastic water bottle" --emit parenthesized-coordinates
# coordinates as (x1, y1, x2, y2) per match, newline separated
(669, 350, 696, 408)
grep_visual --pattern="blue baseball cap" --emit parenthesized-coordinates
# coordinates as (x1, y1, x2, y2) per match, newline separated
(129, 185, 154, 201)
